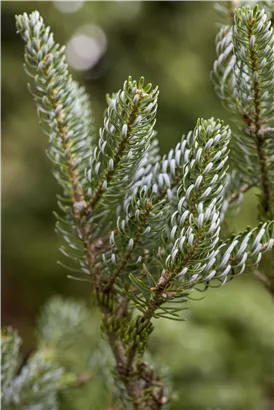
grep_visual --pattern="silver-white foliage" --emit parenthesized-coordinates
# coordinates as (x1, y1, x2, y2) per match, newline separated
(212, 6, 274, 187)
(1, 328, 64, 410)
(16, 10, 274, 319)
(37, 296, 90, 349)
(15, 12, 95, 199)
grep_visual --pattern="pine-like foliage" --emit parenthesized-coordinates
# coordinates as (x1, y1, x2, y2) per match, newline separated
(1, 299, 102, 410)
(212, 2, 274, 292)
(5, 4, 274, 409)
(214, 1, 274, 25)
(1, 328, 67, 410)
(212, 4, 274, 217)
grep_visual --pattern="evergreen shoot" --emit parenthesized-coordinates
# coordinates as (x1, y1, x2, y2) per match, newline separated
(1, 3, 273, 409)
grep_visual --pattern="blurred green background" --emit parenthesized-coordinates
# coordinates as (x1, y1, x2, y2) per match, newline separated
(2, 1, 273, 409)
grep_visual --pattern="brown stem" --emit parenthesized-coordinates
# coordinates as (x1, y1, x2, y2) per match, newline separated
(97, 296, 167, 409)
(248, 20, 273, 218)
(145, 237, 201, 322)
(227, 183, 254, 204)
(116, 296, 129, 320)
(254, 269, 271, 287)
(257, 127, 274, 138)
(254, 268, 274, 298)
(47, 89, 84, 221)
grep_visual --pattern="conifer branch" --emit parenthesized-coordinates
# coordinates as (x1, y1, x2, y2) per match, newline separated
(89, 91, 145, 210)
(86, 78, 159, 214)
(212, 5, 274, 219)
(15, 12, 95, 218)
(14, 6, 274, 409)
(246, 11, 273, 216)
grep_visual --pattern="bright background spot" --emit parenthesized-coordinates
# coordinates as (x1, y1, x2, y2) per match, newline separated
(53, 1, 85, 14)
(114, 1, 141, 19)
(66, 25, 107, 71)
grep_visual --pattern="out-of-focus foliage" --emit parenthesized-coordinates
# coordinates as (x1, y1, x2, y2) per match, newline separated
(2, 287, 273, 410)
(47, 288, 274, 410)
(1, 327, 68, 410)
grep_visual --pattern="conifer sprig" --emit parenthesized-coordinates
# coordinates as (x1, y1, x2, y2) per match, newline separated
(87, 78, 159, 212)
(1, 328, 21, 393)
(212, 3, 274, 294)
(1, 328, 68, 410)
(212, 5, 274, 218)
(15, 12, 95, 215)
(15, 11, 98, 284)
(166, 119, 230, 283)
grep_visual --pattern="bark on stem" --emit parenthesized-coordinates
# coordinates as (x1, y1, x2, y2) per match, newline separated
(248, 20, 273, 218)
(97, 295, 167, 409)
